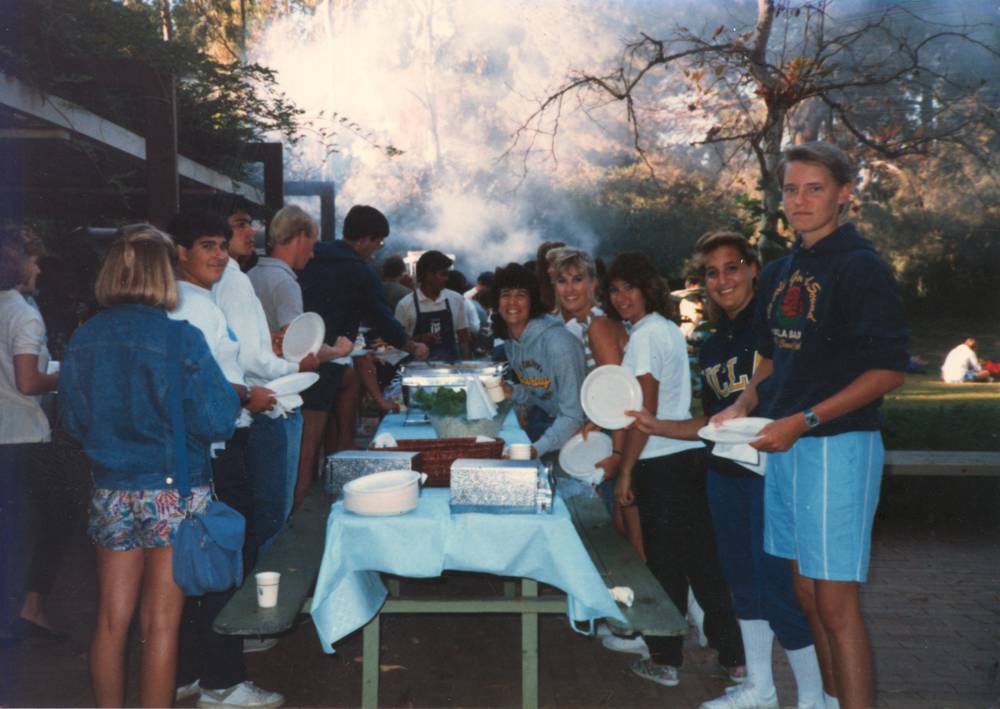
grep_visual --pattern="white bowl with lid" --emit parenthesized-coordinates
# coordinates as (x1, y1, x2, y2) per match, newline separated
(342, 470, 428, 516)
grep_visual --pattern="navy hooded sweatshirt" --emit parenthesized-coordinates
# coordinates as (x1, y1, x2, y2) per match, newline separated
(699, 296, 764, 477)
(298, 240, 408, 349)
(754, 223, 909, 437)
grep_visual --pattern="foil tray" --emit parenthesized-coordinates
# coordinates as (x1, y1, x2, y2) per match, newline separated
(399, 360, 506, 387)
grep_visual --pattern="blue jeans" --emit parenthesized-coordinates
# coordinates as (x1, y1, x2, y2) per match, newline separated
(246, 410, 303, 552)
(706, 468, 813, 650)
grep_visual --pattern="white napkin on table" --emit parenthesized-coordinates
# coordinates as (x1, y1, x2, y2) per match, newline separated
(372, 431, 399, 448)
(465, 377, 498, 421)
(610, 586, 635, 607)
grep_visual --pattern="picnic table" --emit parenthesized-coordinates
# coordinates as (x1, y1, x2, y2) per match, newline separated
(216, 405, 686, 709)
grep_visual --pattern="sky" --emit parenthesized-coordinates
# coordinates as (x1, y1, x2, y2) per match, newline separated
(251, 0, 998, 275)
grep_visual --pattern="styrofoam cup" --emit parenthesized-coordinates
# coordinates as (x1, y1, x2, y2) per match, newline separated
(255, 571, 280, 608)
(483, 378, 506, 403)
(509, 443, 532, 461)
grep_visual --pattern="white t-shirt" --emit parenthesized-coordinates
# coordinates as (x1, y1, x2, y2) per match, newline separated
(622, 312, 704, 460)
(394, 288, 468, 336)
(0, 290, 51, 444)
(170, 280, 251, 429)
(213, 258, 296, 387)
(941, 343, 981, 383)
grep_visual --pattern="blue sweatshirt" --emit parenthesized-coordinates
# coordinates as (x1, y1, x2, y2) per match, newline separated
(754, 223, 909, 436)
(506, 315, 586, 457)
(298, 240, 408, 349)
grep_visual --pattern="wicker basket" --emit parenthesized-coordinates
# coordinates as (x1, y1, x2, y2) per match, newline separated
(383, 437, 505, 487)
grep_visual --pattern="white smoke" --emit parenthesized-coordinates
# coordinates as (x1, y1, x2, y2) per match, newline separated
(252, 0, 698, 273)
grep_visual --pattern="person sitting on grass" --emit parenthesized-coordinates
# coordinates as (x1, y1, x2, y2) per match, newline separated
(494, 262, 586, 460)
(940, 337, 992, 383)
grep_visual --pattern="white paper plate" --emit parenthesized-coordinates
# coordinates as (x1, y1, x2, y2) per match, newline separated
(264, 372, 320, 397)
(559, 432, 613, 485)
(580, 365, 642, 430)
(698, 417, 773, 444)
(282, 312, 325, 363)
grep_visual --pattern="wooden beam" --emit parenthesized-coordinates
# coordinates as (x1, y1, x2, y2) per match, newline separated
(245, 142, 284, 212)
(0, 73, 264, 204)
(141, 71, 178, 228)
(0, 128, 71, 140)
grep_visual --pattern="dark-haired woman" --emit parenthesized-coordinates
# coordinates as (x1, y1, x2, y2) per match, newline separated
(604, 252, 744, 689)
(493, 262, 586, 458)
(629, 233, 824, 709)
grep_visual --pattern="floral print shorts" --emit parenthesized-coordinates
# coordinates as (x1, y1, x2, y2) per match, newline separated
(88, 486, 212, 551)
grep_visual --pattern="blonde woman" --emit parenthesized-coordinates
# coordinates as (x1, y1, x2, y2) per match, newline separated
(60, 226, 239, 707)
(549, 247, 644, 557)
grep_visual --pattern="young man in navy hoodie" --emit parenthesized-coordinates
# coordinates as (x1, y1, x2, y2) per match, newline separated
(716, 143, 908, 709)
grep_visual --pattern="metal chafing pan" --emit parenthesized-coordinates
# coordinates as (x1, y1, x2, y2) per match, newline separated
(399, 360, 506, 387)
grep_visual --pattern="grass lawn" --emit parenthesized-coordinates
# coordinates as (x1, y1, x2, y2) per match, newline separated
(882, 374, 1000, 451)
(882, 315, 1000, 451)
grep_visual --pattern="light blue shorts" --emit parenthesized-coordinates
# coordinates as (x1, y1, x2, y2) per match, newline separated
(764, 431, 883, 582)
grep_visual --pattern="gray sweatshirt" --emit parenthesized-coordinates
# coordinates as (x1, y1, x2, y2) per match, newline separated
(506, 315, 586, 457)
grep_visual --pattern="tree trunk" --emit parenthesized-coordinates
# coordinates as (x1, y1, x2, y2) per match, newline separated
(747, 0, 787, 261)
(757, 104, 788, 260)
(158, 0, 173, 42)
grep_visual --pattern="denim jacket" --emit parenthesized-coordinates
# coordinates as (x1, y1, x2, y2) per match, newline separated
(60, 304, 240, 490)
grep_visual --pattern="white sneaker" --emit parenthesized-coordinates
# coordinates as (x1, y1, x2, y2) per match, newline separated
(242, 637, 279, 653)
(197, 681, 285, 708)
(176, 679, 201, 702)
(700, 684, 778, 709)
(600, 633, 651, 659)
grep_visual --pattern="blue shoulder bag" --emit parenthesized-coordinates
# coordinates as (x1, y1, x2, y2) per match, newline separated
(167, 321, 246, 596)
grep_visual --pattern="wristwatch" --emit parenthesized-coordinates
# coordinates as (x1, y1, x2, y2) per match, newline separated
(803, 408, 821, 429)
(239, 385, 252, 407)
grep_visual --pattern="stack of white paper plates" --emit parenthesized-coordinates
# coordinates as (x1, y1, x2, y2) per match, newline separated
(264, 372, 320, 397)
(697, 417, 773, 444)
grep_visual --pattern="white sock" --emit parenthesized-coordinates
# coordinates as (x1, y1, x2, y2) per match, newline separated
(738, 619, 775, 695)
(688, 589, 707, 646)
(786, 644, 824, 708)
(824, 691, 840, 709)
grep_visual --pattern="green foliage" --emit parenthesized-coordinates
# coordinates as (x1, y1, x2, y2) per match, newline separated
(411, 387, 468, 417)
(578, 164, 745, 281)
(0, 0, 303, 178)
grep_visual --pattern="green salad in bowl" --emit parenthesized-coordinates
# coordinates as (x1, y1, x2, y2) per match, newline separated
(410, 387, 512, 438)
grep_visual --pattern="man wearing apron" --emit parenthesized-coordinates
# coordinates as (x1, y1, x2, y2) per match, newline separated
(395, 250, 470, 361)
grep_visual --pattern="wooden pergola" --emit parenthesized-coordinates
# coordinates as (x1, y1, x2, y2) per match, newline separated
(0, 71, 269, 227)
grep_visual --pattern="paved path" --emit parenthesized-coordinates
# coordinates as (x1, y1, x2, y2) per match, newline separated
(1, 476, 997, 708)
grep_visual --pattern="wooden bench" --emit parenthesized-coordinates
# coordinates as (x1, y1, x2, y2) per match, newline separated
(564, 496, 687, 638)
(213, 485, 330, 636)
(883, 450, 1000, 477)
